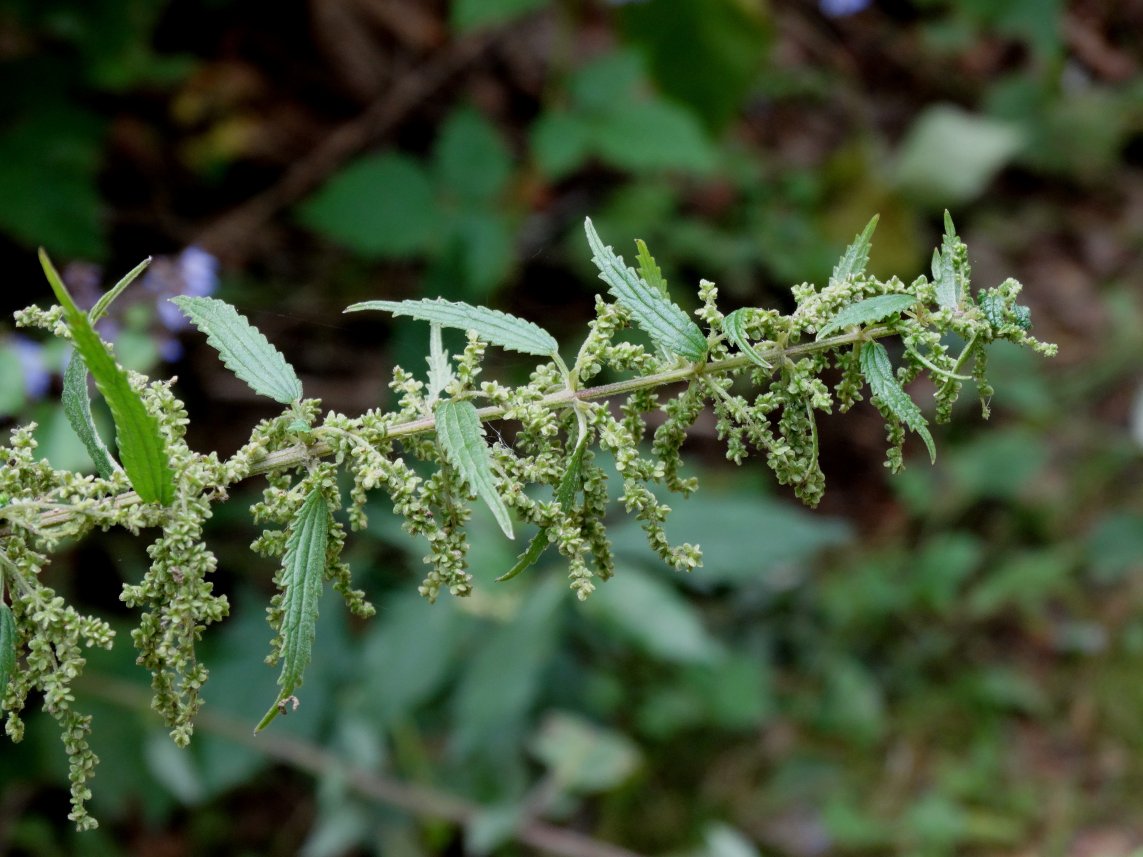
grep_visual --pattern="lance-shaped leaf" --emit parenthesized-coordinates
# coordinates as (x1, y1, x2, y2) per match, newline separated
(172, 296, 303, 404)
(497, 431, 588, 582)
(0, 603, 15, 710)
(860, 341, 936, 464)
(634, 238, 669, 299)
(40, 250, 175, 505)
(816, 294, 918, 340)
(62, 352, 120, 479)
(255, 488, 329, 734)
(435, 398, 514, 539)
(932, 210, 969, 310)
(346, 298, 558, 358)
(63, 258, 151, 478)
(830, 214, 879, 285)
(584, 218, 707, 362)
(722, 308, 773, 370)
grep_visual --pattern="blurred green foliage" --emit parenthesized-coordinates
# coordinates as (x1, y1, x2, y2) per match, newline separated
(3, 0, 1143, 855)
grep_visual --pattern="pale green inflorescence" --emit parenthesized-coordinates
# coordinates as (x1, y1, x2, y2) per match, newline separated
(0, 216, 1055, 829)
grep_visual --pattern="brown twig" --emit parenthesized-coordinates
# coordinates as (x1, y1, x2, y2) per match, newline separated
(79, 674, 645, 857)
(192, 31, 495, 264)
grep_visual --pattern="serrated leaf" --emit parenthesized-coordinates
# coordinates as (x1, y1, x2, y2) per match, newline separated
(830, 214, 879, 286)
(435, 399, 514, 539)
(172, 296, 303, 404)
(62, 351, 119, 479)
(816, 294, 918, 340)
(346, 298, 558, 358)
(634, 238, 669, 298)
(426, 323, 453, 404)
(933, 210, 968, 310)
(584, 218, 707, 362)
(497, 431, 588, 582)
(40, 249, 175, 505)
(255, 488, 329, 734)
(860, 341, 936, 464)
(0, 603, 15, 710)
(722, 308, 772, 370)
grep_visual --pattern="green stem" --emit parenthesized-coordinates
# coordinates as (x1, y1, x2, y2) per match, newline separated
(6, 327, 889, 537)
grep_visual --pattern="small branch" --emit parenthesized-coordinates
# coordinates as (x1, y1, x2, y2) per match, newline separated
(3, 327, 887, 537)
(78, 674, 644, 857)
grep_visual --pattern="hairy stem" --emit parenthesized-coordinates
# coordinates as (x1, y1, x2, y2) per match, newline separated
(9, 326, 886, 536)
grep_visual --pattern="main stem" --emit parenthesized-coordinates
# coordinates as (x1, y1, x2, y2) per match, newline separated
(17, 327, 885, 534)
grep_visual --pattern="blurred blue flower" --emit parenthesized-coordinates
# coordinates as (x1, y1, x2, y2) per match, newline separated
(146, 246, 219, 334)
(178, 246, 219, 298)
(820, 0, 871, 16)
(11, 335, 51, 399)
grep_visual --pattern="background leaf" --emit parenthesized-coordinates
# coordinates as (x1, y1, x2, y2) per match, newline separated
(297, 152, 440, 257)
(529, 711, 641, 793)
(172, 297, 303, 405)
(895, 105, 1024, 206)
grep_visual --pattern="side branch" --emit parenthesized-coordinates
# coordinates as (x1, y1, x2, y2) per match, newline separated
(4, 327, 883, 537)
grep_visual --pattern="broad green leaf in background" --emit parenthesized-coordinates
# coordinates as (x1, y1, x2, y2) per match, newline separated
(434, 107, 513, 203)
(722, 308, 773, 370)
(435, 399, 514, 539)
(816, 294, 917, 339)
(40, 250, 175, 505)
(0, 108, 106, 258)
(895, 105, 1024, 207)
(530, 52, 718, 179)
(451, 0, 548, 31)
(860, 341, 936, 464)
(529, 711, 641, 793)
(347, 298, 558, 358)
(351, 591, 469, 726)
(296, 152, 440, 257)
(0, 347, 25, 416)
(0, 603, 15, 710)
(591, 99, 718, 175)
(256, 488, 330, 733)
(498, 431, 588, 581)
(619, 0, 771, 132)
(172, 296, 303, 405)
(584, 217, 707, 361)
(585, 567, 723, 664)
(830, 214, 879, 286)
(610, 490, 852, 589)
(451, 579, 564, 758)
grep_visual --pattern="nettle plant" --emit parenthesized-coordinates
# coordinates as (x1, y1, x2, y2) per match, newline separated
(0, 215, 1053, 829)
